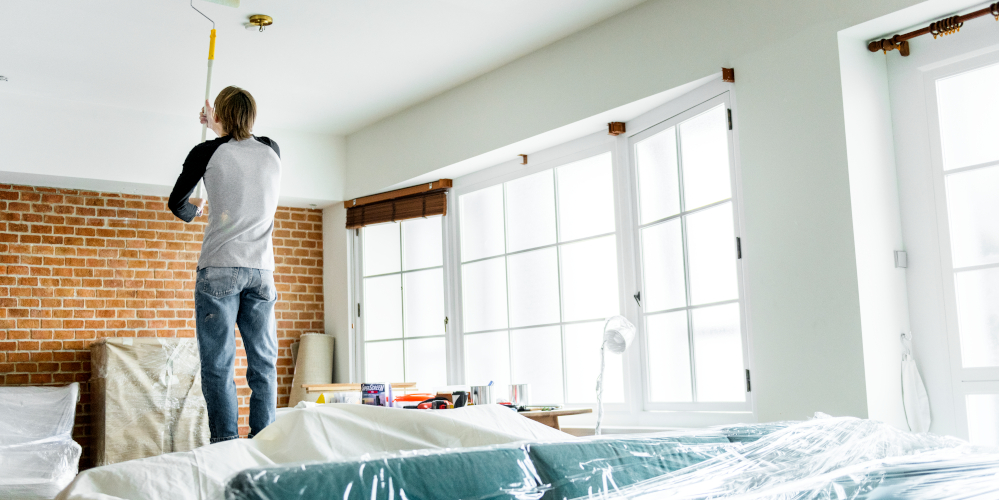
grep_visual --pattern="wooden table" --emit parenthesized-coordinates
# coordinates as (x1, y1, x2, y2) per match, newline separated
(519, 408, 592, 430)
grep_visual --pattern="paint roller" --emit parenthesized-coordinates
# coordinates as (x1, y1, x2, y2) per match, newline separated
(189, 0, 239, 199)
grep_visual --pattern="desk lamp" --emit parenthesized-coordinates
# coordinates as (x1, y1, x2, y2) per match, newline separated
(596, 315, 635, 435)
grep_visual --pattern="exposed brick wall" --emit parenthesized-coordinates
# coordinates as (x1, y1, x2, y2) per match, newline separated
(0, 183, 324, 468)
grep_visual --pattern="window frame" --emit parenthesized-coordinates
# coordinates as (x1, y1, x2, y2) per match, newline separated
(350, 217, 453, 387)
(349, 78, 756, 426)
(623, 91, 753, 413)
(448, 138, 625, 409)
(922, 52, 1000, 440)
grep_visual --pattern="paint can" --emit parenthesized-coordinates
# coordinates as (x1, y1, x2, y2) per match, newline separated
(469, 385, 493, 405)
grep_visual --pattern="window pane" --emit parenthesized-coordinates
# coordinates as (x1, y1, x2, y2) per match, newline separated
(363, 274, 402, 341)
(966, 393, 1000, 448)
(363, 222, 400, 276)
(401, 216, 442, 271)
(511, 326, 564, 405)
(946, 166, 999, 268)
(647, 311, 692, 402)
(635, 126, 680, 224)
(955, 267, 999, 368)
(680, 104, 732, 210)
(692, 303, 745, 402)
(556, 153, 616, 241)
(686, 202, 739, 305)
(461, 257, 508, 332)
(465, 331, 510, 390)
(365, 340, 403, 384)
(560, 235, 620, 322)
(460, 185, 506, 261)
(936, 64, 999, 171)
(641, 218, 686, 312)
(403, 268, 444, 338)
(565, 321, 624, 403)
(404, 337, 447, 391)
(507, 248, 561, 328)
(505, 170, 557, 253)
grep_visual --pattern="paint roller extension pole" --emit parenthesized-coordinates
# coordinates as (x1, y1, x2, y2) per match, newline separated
(195, 29, 216, 199)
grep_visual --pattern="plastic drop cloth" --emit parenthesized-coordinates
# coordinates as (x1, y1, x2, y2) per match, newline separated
(581, 414, 999, 500)
(0, 383, 82, 500)
(56, 402, 572, 500)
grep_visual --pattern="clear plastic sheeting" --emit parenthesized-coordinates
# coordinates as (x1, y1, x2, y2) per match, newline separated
(223, 416, 999, 500)
(224, 425, 758, 500)
(579, 414, 1000, 500)
(0, 383, 82, 500)
(90, 337, 210, 465)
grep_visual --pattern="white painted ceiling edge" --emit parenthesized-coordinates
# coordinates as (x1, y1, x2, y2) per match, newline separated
(381, 73, 720, 193)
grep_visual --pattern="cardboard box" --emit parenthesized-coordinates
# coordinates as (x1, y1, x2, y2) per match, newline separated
(90, 338, 210, 465)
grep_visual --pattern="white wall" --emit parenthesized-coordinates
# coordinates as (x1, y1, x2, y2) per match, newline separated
(837, 21, 911, 432)
(0, 91, 346, 207)
(343, 0, 976, 422)
(323, 205, 353, 383)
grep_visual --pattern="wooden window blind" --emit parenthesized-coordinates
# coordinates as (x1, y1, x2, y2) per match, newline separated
(344, 179, 451, 229)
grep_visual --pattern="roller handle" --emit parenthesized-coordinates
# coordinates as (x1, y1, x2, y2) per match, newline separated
(197, 29, 217, 199)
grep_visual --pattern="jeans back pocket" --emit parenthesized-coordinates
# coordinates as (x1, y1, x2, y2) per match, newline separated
(256, 270, 277, 302)
(197, 267, 238, 298)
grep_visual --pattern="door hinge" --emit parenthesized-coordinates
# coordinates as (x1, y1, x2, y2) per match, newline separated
(736, 237, 742, 259)
(727, 108, 733, 130)
(355, 228, 359, 236)
(745, 369, 751, 392)
(357, 303, 360, 317)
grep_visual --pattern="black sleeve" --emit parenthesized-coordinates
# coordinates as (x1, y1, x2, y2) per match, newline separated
(169, 139, 225, 222)
(254, 136, 280, 158)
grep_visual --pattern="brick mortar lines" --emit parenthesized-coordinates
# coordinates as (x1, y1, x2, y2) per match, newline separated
(0, 184, 324, 468)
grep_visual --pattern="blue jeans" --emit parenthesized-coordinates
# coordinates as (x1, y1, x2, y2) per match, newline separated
(194, 267, 278, 443)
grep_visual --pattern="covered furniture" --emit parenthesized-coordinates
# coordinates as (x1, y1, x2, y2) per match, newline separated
(225, 416, 998, 500)
(90, 338, 210, 465)
(0, 383, 82, 500)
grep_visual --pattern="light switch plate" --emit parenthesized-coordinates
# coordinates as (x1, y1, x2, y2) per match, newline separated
(894, 250, 908, 268)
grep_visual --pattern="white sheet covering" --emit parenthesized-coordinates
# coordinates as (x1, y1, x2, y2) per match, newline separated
(56, 403, 572, 500)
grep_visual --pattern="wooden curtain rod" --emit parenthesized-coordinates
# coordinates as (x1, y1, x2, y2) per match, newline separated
(869, 3, 998, 56)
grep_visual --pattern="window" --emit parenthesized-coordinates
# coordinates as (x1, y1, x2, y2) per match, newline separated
(351, 80, 750, 423)
(933, 63, 999, 447)
(457, 153, 624, 404)
(936, 65, 999, 369)
(358, 217, 447, 390)
(630, 99, 748, 409)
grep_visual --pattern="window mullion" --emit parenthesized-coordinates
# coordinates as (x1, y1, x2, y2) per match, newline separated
(502, 185, 513, 390)
(398, 223, 407, 384)
(552, 166, 569, 404)
(675, 125, 699, 403)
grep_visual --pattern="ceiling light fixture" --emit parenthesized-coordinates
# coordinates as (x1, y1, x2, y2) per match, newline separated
(247, 14, 272, 32)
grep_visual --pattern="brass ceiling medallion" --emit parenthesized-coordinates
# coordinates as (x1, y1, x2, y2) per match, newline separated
(248, 15, 273, 32)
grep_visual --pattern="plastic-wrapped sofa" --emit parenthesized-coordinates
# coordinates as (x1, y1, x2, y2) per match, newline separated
(225, 428, 744, 500)
(0, 383, 82, 500)
(225, 416, 998, 500)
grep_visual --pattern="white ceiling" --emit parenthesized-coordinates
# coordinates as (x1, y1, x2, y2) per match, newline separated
(0, 0, 645, 135)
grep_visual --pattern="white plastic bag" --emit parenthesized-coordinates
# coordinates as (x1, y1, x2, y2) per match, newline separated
(901, 333, 931, 433)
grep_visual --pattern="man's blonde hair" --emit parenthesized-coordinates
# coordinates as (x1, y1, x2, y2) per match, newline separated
(214, 86, 256, 141)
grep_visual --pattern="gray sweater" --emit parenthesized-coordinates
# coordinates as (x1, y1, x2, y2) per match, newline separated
(169, 136, 282, 271)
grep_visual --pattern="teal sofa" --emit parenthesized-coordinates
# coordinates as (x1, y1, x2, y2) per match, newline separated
(225, 430, 748, 500)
